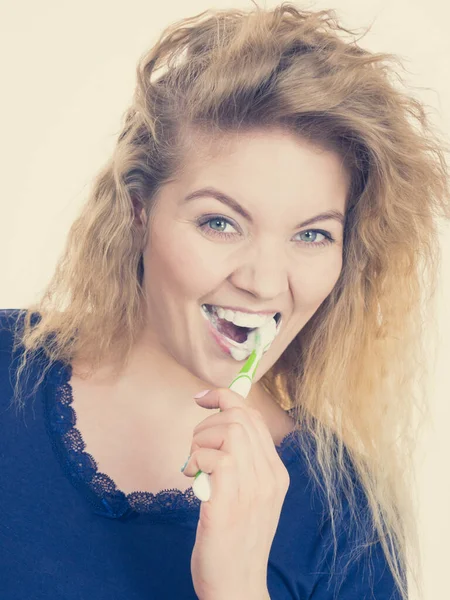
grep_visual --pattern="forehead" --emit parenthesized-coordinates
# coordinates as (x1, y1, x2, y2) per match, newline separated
(180, 125, 339, 163)
(176, 127, 351, 211)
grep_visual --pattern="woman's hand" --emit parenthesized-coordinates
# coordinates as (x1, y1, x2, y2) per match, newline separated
(181, 387, 291, 600)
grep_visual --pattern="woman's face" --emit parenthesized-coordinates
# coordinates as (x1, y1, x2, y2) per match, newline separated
(140, 128, 349, 389)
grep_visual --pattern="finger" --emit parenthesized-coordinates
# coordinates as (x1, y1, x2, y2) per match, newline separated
(193, 405, 276, 481)
(194, 389, 271, 471)
(184, 448, 241, 510)
(194, 389, 270, 453)
(195, 390, 287, 477)
(195, 387, 291, 498)
(188, 423, 256, 506)
(201, 423, 286, 513)
(193, 387, 247, 411)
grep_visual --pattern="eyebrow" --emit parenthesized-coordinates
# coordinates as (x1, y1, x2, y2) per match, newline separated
(183, 186, 345, 229)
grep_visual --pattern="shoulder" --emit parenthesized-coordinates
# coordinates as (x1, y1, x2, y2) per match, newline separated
(313, 483, 402, 599)
(0, 308, 42, 367)
(0, 308, 44, 407)
(0, 308, 43, 351)
(0, 308, 25, 366)
(275, 430, 402, 599)
(0, 309, 26, 400)
(0, 308, 23, 345)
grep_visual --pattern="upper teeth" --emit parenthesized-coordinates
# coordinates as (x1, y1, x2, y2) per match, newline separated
(202, 304, 276, 329)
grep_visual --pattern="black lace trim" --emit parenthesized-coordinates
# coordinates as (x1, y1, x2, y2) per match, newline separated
(43, 359, 302, 522)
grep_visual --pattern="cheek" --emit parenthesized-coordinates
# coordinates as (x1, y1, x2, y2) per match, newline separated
(294, 253, 343, 308)
(145, 230, 226, 295)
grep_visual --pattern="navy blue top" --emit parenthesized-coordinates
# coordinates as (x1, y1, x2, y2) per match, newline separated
(0, 308, 401, 599)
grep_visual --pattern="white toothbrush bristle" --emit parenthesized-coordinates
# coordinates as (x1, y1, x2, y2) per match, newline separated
(256, 318, 277, 349)
(229, 317, 277, 361)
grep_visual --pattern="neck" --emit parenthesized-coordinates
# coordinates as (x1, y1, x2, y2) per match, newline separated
(71, 334, 267, 417)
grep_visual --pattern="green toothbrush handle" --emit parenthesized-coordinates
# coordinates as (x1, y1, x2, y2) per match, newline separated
(192, 345, 262, 502)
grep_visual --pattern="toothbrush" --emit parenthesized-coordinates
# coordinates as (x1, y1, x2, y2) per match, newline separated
(191, 318, 278, 502)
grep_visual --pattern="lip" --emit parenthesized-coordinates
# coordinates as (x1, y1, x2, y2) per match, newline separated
(204, 303, 281, 317)
(205, 317, 234, 356)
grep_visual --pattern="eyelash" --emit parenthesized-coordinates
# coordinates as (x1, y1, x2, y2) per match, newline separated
(196, 215, 335, 248)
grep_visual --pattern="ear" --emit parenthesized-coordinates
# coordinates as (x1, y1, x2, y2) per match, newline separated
(131, 195, 148, 229)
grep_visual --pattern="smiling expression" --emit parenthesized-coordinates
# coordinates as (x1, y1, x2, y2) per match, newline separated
(139, 127, 349, 388)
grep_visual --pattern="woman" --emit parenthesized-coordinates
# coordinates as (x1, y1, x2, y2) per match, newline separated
(1, 3, 448, 599)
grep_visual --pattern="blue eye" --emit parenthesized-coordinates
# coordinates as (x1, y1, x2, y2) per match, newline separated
(202, 216, 237, 237)
(197, 214, 335, 248)
(299, 230, 326, 244)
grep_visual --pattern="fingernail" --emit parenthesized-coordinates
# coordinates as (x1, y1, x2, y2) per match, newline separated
(193, 389, 210, 399)
(180, 455, 190, 472)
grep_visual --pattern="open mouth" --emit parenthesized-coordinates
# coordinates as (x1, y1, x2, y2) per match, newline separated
(201, 304, 282, 346)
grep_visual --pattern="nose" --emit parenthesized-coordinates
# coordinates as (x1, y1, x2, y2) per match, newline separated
(227, 242, 289, 301)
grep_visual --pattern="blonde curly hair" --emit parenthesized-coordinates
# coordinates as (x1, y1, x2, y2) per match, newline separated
(10, 3, 449, 599)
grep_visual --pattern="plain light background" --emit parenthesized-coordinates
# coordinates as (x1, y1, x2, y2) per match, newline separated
(0, 1, 448, 599)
